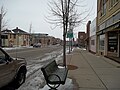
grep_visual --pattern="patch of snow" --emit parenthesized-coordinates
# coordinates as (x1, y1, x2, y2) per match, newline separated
(58, 66, 66, 68)
(40, 78, 74, 90)
(18, 47, 75, 90)
(3, 46, 33, 51)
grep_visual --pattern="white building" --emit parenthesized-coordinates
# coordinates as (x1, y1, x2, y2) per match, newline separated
(90, 18, 96, 53)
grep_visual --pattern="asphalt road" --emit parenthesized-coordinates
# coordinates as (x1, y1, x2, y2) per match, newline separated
(6, 45, 63, 65)
(1, 45, 63, 90)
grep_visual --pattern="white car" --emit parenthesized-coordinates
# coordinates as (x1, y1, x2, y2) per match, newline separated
(33, 43, 41, 48)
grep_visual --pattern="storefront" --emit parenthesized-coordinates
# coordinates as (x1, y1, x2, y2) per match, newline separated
(107, 31, 119, 57)
(97, 10, 120, 58)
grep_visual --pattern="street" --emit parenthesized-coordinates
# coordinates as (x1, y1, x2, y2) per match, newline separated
(3, 46, 120, 90)
(4, 45, 63, 90)
(6, 45, 63, 65)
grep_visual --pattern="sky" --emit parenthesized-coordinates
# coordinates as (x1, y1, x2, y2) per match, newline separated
(0, 0, 97, 39)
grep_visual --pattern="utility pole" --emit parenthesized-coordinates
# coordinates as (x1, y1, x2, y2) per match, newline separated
(29, 23, 32, 46)
(0, 14, 2, 47)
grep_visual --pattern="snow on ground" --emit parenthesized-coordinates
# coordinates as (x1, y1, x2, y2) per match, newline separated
(3, 46, 75, 90)
(40, 78, 74, 90)
(20, 48, 75, 90)
(3, 46, 33, 51)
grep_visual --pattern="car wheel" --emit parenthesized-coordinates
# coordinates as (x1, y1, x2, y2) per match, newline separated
(1, 87, 15, 90)
(13, 69, 26, 89)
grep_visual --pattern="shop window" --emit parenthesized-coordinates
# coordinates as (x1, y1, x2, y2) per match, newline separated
(108, 32, 118, 52)
(99, 34, 105, 50)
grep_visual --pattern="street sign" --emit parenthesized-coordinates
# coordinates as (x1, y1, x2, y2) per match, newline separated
(67, 32, 73, 38)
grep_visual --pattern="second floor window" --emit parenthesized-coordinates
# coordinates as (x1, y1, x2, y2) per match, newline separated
(100, 0, 106, 16)
(110, 0, 118, 8)
(10, 34, 12, 38)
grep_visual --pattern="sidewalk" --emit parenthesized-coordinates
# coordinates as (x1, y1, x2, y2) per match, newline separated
(67, 48, 120, 90)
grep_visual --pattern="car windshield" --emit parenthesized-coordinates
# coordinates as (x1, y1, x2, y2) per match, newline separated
(0, 50, 6, 64)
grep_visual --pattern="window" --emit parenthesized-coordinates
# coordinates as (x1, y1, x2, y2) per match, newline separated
(110, 0, 118, 8)
(14, 34, 16, 39)
(10, 34, 12, 38)
(99, 34, 105, 50)
(1, 35, 8, 39)
(108, 32, 118, 52)
(100, 0, 106, 16)
(113, 12, 120, 23)
(91, 40, 95, 45)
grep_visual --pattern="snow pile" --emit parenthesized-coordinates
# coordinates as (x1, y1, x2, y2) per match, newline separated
(3, 46, 33, 51)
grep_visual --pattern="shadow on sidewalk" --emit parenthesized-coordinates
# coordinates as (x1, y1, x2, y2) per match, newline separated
(67, 65, 78, 70)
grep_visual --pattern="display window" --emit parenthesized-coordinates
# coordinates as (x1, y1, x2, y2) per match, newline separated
(108, 31, 118, 52)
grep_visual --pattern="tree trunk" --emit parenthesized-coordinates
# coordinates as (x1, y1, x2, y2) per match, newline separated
(63, 22, 66, 67)
(0, 14, 2, 47)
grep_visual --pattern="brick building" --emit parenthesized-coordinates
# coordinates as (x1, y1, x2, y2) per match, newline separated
(78, 32, 86, 48)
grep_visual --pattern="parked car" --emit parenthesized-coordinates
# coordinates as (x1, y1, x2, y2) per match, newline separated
(33, 43, 41, 48)
(0, 47, 27, 89)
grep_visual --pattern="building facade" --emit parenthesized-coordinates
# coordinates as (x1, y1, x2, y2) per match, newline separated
(90, 18, 97, 53)
(30, 33, 48, 46)
(1, 27, 30, 47)
(97, 0, 120, 61)
(85, 21, 91, 51)
(31, 33, 60, 47)
(78, 32, 86, 48)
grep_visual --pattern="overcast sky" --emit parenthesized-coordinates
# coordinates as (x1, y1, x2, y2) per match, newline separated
(0, 0, 97, 39)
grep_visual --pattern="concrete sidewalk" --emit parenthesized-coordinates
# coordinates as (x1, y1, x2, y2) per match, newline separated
(67, 48, 120, 90)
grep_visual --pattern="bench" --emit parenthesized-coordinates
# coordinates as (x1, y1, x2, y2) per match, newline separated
(41, 60, 68, 89)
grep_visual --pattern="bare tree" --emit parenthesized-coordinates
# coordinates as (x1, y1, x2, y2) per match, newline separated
(47, 0, 90, 66)
(0, 6, 8, 30)
(0, 6, 8, 47)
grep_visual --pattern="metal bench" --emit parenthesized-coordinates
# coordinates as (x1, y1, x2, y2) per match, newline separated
(41, 60, 68, 89)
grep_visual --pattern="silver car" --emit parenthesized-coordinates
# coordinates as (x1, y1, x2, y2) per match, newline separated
(0, 47, 27, 89)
